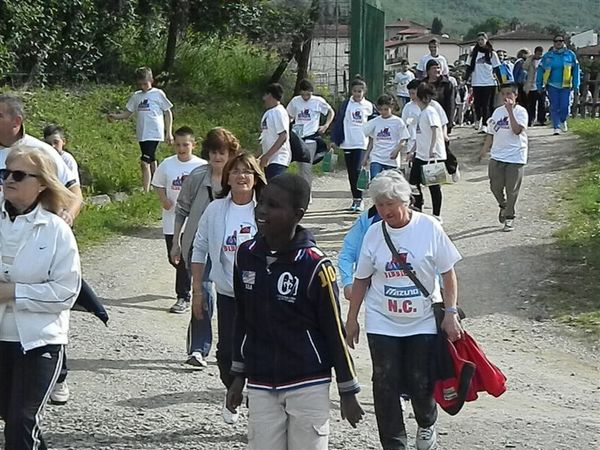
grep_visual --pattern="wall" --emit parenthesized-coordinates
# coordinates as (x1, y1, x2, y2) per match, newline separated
(407, 43, 461, 67)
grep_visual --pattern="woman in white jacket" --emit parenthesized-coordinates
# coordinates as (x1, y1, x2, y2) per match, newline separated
(190, 153, 266, 424)
(0, 146, 81, 450)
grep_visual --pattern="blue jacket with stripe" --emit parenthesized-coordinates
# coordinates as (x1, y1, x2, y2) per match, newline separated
(231, 226, 360, 395)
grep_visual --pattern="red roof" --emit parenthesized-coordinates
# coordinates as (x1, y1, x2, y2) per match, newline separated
(385, 39, 404, 48)
(397, 27, 429, 35)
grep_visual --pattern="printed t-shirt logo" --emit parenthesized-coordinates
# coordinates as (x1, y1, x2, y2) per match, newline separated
(491, 116, 509, 132)
(384, 251, 413, 278)
(261, 117, 268, 130)
(277, 271, 299, 303)
(137, 98, 151, 111)
(171, 174, 188, 190)
(351, 109, 363, 124)
(297, 108, 311, 122)
(224, 224, 254, 252)
(376, 127, 392, 141)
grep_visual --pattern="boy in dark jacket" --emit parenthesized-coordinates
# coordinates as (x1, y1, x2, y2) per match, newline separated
(227, 173, 364, 449)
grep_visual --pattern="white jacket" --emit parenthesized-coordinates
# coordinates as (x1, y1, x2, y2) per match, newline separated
(0, 200, 81, 351)
(191, 195, 256, 296)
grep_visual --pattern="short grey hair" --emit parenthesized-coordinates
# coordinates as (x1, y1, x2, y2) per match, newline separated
(368, 169, 412, 204)
(0, 94, 25, 119)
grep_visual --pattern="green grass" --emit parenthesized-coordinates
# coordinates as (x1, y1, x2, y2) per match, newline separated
(548, 118, 600, 336)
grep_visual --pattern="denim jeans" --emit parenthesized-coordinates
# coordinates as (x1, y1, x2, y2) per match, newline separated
(186, 257, 216, 357)
(370, 162, 396, 180)
(216, 294, 236, 388)
(265, 163, 288, 180)
(367, 333, 438, 450)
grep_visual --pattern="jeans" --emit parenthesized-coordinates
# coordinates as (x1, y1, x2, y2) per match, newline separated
(165, 234, 191, 300)
(342, 148, 365, 199)
(547, 85, 571, 129)
(370, 162, 396, 180)
(0, 343, 64, 450)
(367, 334, 437, 450)
(186, 257, 216, 357)
(473, 85, 496, 124)
(265, 163, 288, 180)
(488, 159, 525, 219)
(216, 294, 236, 388)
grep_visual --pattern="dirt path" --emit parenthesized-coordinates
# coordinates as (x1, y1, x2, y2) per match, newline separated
(5, 126, 599, 449)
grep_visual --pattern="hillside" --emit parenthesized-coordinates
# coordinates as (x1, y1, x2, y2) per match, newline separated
(378, 0, 599, 38)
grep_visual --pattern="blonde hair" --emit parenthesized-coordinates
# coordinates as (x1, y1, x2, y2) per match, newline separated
(6, 146, 77, 215)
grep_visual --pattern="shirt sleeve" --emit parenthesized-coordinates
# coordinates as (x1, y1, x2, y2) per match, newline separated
(158, 89, 174, 111)
(416, 56, 425, 72)
(398, 119, 411, 140)
(363, 118, 376, 138)
(433, 223, 462, 274)
(271, 108, 288, 134)
(151, 160, 168, 188)
(491, 52, 501, 68)
(125, 93, 137, 113)
(427, 108, 442, 128)
(354, 229, 376, 280)
(514, 106, 528, 129)
(191, 203, 211, 264)
(286, 98, 297, 119)
(316, 96, 331, 115)
(338, 214, 369, 287)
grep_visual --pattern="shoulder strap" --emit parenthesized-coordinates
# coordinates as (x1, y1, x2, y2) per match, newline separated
(207, 186, 214, 202)
(381, 221, 431, 298)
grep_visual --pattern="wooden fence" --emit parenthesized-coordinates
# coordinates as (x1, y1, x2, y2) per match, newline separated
(572, 71, 600, 118)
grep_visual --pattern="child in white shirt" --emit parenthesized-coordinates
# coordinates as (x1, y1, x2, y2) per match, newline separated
(260, 83, 291, 180)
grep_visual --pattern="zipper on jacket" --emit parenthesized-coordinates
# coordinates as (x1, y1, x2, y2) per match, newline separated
(306, 330, 322, 364)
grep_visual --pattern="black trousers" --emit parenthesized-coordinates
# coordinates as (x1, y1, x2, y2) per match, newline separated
(343, 148, 365, 199)
(216, 294, 235, 389)
(165, 234, 191, 300)
(368, 334, 437, 450)
(0, 342, 63, 450)
(526, 90, 547, 126)
(472, 85, 496, 124)
(409, 158, 443, 216)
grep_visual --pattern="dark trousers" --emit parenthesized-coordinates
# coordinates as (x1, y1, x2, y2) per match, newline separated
(186, 257, 215, 357)
(526, 90, 546, 126)
(265, 163, 287, 180)
(343, 148, 365, 199)
(165, 234, 191, 300)
(216, 294, 236, 389)
(368, 334, 437, 450)
(473, 85, 496, 124)
(409, 158, 443, 216)
(0, 342, 64, 450)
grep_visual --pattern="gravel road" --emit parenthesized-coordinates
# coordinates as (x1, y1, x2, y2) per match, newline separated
(2, 126, 598, 450)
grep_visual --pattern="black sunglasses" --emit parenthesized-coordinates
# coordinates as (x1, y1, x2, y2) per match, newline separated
(554, 39, 564, 42)
(0, 168, 40, 182)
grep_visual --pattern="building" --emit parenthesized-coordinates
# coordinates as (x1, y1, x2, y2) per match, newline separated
(570, 30, 598, 49)
(385, 19, 430, 41)
(386, 34, 462, 71)
(309, 23, 350, 94)
(461, 30, 555, 59)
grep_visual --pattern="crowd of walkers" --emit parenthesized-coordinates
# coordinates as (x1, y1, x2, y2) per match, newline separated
(0, 30, 579, 450)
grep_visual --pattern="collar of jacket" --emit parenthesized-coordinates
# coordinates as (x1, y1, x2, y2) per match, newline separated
(1, 199, 47, 224)
(249, 225, 317, 259)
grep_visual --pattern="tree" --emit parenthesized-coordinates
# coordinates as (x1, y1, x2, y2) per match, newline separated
(431, 17, 443, 35)
(464, 17, 507, 40)
(508, 17, 521, 31)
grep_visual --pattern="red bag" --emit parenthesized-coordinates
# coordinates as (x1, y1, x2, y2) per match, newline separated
(434, 331, 507, 415)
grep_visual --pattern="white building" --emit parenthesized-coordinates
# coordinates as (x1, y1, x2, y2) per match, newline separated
(570, 30, 598, 49)
(386, 34, 462, 71)
(461, 30, 554, 59)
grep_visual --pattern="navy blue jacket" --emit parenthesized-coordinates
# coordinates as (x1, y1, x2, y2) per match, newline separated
(231, 227, 360, 395)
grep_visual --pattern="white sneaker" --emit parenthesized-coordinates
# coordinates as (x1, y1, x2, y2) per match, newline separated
(451, 166, 460, 183)
(416, 425, 438, 450)
(473, 118, 481, 130)
(561, 122, 568, 132)
(503, 219, 515, 232)
(354, 200, 364, 212)
(222, 395, 239, 424)
(553, 128, 561, 135)
(50, 381, 70, 405)
(185, 352, 208, 368)
(480, 125, 488, 134)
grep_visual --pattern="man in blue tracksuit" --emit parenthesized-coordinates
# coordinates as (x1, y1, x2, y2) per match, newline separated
(227, 174, 364, 450)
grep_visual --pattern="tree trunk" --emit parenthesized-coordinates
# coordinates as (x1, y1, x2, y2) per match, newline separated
(162, 0, 180, 81)
(269, 56, 294, 84)
(294, 0, 319, 94)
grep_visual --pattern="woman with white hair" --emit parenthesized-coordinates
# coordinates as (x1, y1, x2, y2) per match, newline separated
(0, 146, 81, 449)
(345, 169, 462, 450)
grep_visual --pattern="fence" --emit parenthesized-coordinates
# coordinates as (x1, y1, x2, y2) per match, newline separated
(572, 71, 600, 118)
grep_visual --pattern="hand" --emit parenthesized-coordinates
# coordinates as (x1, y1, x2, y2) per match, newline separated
(345, 317, 360, 349)
(504, 97, 515, 110)
(226, 376, 245, 413)
(361, 158, 368, 168)
(478, 148, 487, 162)
(441, 312, 463, 342)
(170, 243, 181, 265)
(343, 285, 353, 301)
(390, 149, 400, 160)
(405, 152, 414, 163)
(317, 125, 328, 135)
(165, 133, 174, 145)
(340, 394, 365, 428)
(161, 199, 174, 210)
(59, 209, 74, 227)
(191, 291, 204, 320)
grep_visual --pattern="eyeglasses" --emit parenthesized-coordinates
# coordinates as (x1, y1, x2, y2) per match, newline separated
(0, 168, 40, 182)
(554, 39, 564, 43)
(230, 169, 255, 176)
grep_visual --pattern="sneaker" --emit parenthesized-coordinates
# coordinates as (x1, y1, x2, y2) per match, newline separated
(347, 201, 357, 212)
(169, 298, 190, 314)
(222, 395, 239, 424)
(50, 381, 70, 405)
(451, 166, 460, 183)
(480, 125, 488, 134)
(473, 119, 481, 130)
(553, 128, 561, 135)
(503, 219, 515, 232)
(561, 122, 568, 133)
(354, 200, 364, 213)
(498, 207, 506, 224)
(416, 425, 438, 450)
(185, 352, 208, 368)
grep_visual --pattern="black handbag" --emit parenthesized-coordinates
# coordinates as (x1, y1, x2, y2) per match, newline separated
(381, 221, 465, 327)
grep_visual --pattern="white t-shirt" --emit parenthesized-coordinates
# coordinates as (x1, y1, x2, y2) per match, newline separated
(341, 98, 374, 149)
(417, 54, 450, 76)
(364, 116, 410, 165)
(355, 214, 462, 337)
(0, 134, 78, 189)
(415, 105, 446, 161)
(394, 71, 415, 97)
(126, 88, 173, 142)
(61, 151, 80, 185)
(260, 104, 292, 166)
(286, 95, 331, 138)
(219, 202, 256, 296)
(487, 105, 529, 164)
(151, 155, 206, 234)
(401, 101, 421, 152)
(467, 51, 501, 87)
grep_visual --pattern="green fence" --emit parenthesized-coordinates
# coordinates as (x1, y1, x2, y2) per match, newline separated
(349, 0, 385, 99)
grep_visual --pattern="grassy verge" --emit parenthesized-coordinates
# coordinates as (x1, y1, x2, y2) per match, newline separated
(548, 119, 600, 336)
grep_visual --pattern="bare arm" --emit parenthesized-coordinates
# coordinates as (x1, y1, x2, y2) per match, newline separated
(164, 109, 174, 144)
(506, 101, 524, 135)
(260, 131, 287, 168)
(320, 108, 335, 133)
(345, 276, 370, 348)
(153, 186, 172, 210)
(108, 110, 132, 121)
(440, 268, 462, 341)
(61, 184, 83, 226)
(191, 262, 206, 319)
(430, 126, 440, 157)
(479, 134, 493, 161)
(362, 137, 374, 167)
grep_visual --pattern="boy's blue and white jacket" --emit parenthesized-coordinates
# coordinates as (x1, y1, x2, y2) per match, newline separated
(231, 226, 360, 395)
(338, 206, 380, 288)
